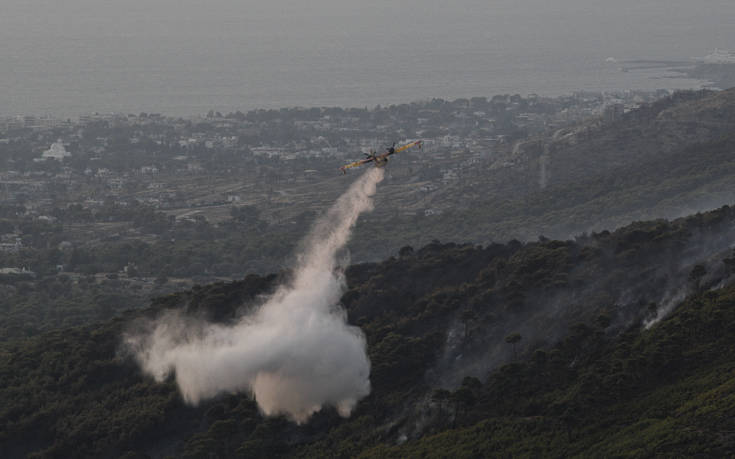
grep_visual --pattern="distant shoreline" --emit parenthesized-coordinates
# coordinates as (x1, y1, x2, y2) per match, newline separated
(0, 60, 715, 119)
(0, 86, 713, 123)
(617, 59, 735, 91)
(680, 63, 735, 90)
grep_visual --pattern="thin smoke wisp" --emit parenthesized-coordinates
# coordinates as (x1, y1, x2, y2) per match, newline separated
(125, 168, 384, 423)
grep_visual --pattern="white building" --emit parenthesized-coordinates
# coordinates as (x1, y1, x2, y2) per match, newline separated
(41, 141, 71, 160)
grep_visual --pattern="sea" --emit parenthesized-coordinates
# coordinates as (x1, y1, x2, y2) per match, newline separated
(2, 0, 734, 117)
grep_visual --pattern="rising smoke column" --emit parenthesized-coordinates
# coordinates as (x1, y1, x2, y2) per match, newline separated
(126, 168, 384, 423)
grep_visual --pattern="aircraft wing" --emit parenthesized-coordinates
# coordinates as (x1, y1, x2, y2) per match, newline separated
(340, 157, 374, 174)
(388, 140, 423, 156)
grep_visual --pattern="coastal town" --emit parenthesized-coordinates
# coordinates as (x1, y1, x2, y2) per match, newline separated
(0, 89, 678, 338)
(1, 89, 665, 221)
(0, 89, 673, 266)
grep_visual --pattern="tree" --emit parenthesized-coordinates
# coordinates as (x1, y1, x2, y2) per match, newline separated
(398, 245, 414, 258)
(461, 308, 478, 341)
(723, 250, 735, 275)
(505, 332, 522, 359)
(230, 205, 260, 224)
(689, 264, 707, 292)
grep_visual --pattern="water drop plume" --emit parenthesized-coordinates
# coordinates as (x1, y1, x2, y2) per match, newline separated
(125, 168, 384, 423)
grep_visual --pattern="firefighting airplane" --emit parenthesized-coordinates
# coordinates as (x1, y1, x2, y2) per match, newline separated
(340, 140, 423, 174)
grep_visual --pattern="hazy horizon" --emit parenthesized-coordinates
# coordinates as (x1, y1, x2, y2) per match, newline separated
(2, 0, 734, 117)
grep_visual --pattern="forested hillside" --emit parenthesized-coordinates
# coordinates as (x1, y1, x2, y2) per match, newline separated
(2, 205, 734, 457)
(361, 88, 735, 248)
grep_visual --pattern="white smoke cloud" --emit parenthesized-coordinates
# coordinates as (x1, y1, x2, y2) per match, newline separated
(643, 288, 686, 329)
(125, 168, 384, 423)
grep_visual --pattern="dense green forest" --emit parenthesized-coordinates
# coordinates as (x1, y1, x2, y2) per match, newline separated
(2, 205, 734, 457)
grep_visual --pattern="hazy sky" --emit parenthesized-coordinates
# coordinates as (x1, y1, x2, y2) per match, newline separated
(2, 0, 734, 115)
(4, 0, 732, 48)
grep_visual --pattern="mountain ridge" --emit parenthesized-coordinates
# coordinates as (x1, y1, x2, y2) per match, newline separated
(362, 88, 735, 249)
(2, 204, 735, 457)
